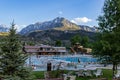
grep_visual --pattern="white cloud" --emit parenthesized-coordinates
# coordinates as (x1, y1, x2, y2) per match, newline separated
(71, 20, 77, 24)
(71, 17, 92, 24)
(58, 11, 63, 15)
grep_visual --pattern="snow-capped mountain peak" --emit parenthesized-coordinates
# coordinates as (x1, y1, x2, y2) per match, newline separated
(0, 24, 9, 32)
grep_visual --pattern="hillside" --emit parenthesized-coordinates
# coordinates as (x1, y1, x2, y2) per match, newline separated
(24, 29, 96, 46)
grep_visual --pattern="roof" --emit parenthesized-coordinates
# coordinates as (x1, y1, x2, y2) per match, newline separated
(24, 45, 52, 49)
(23, 45, 66, 53)
(24, 46, 40, 49)
(53, 47, 65, 48)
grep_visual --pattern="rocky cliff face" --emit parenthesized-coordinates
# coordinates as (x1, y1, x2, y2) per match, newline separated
(79, 25, 96, 32)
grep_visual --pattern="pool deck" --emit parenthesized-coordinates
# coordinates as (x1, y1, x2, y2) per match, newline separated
(99, 65, 120, 70)
(26, 55, 120, 71)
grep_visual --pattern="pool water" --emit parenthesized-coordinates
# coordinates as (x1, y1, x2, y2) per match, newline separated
(26, 55, 98, 71)
(26, 55, 98, 65)
(53, 56, 97, 63)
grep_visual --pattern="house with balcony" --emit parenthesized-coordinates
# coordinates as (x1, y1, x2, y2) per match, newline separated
(23, 44, 66, 55)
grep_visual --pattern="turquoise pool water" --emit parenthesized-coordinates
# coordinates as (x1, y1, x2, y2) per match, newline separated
(26, 55, 98, 71)
(52, 56, 97, 63)
(27, 55, 98, 65)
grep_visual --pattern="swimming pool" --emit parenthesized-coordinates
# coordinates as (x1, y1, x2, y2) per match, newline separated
(26, 55, 97, 64)
(26, 55, 98, 71)
(52, 56, 97, 63)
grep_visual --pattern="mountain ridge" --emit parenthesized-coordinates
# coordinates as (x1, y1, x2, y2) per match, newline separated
(0, 24, 9, 32)
(0, 17, 96, 34)
(20, 17, 96, 35)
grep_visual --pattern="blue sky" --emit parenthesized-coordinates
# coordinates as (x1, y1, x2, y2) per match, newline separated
(0, 0, 105, 31)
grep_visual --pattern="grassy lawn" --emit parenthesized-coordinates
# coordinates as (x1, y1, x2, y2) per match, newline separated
(32, 71, 44, 79)
(32, 69, 113, 80)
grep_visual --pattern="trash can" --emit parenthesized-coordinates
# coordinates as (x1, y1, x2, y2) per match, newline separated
(47, 62, 51, 71)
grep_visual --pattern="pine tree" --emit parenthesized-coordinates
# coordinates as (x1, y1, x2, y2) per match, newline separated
(80, 36, 89, 47)
(70, 35, 81, 45)
(0, 22, 33, 80)
(93, 0, 120, 77)
(55, 40, 62, 46)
